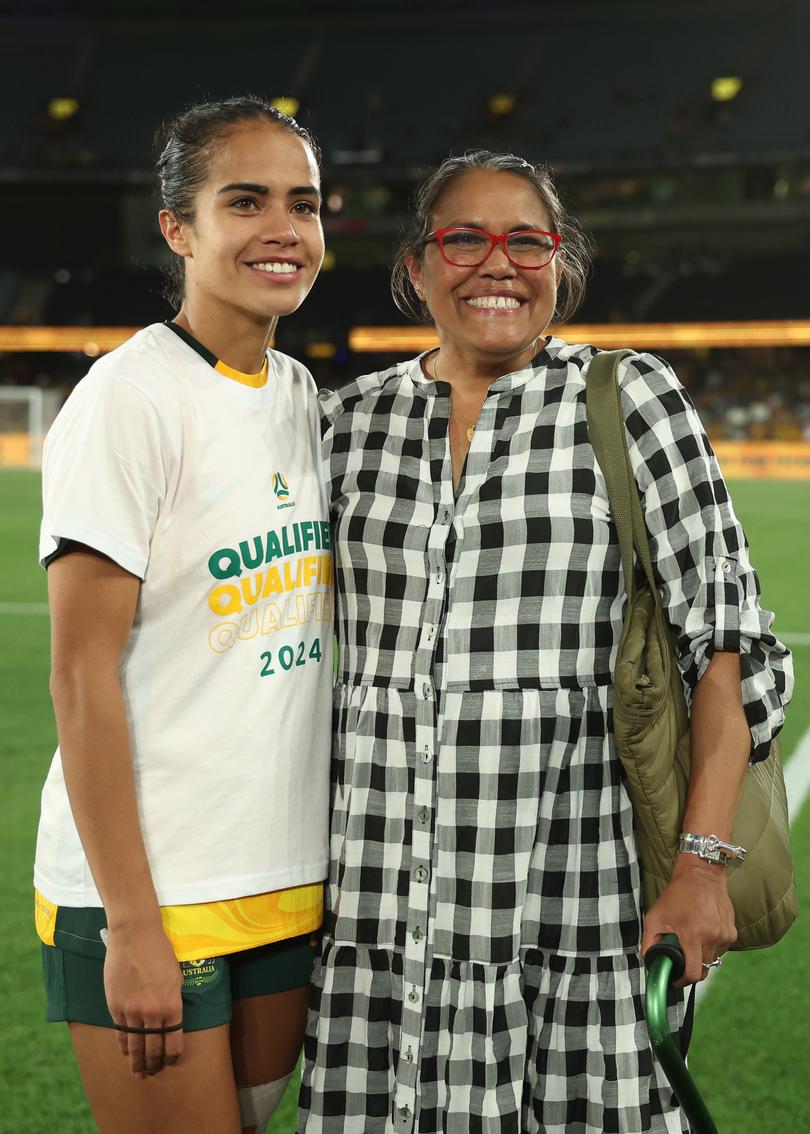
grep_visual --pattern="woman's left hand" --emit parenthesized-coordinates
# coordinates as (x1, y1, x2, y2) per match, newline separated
(640, 855, 738, 986)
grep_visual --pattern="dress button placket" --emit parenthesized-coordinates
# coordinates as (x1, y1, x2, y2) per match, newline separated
(392, 399, 454, 1132)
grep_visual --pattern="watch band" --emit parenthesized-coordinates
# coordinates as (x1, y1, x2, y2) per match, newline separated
(678, 832, 748, 865)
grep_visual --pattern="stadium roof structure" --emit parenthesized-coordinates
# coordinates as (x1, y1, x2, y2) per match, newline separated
(1, 0, 807, 177)
(1, 0, 807, 337)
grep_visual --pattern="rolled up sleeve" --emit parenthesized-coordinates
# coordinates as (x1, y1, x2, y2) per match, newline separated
(618, 352, 793, 762)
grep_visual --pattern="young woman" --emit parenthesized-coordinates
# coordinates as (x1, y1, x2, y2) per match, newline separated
(299, 152, 793, 1133)
(34, 97, 333, 1134)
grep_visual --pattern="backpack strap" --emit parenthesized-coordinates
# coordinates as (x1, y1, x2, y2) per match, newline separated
(585, 349, 659, 605)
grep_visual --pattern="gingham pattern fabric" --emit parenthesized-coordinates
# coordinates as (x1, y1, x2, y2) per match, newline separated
(298, 339, 792, 1134)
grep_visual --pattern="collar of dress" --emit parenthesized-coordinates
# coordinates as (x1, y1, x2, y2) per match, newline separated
(406, 335, 566, 399)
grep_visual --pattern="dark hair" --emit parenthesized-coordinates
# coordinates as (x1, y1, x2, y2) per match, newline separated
(391, 150, 591, 327)
(155, 95, 321, 308)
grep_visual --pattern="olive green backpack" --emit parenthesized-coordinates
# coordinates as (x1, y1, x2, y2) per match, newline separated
(586, 349, 797, 950)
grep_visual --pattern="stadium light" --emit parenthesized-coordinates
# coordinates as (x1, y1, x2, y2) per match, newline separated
(488, 93, 516, 115)
(48, 98, 80, 120)
(348, 321, 810, 352)
(711, 77, 743, 102)
(270, 96, 300, 116)
(3, 321, 810, 355)
(305, 342, 337, 360)
(0, 327, 140, 352)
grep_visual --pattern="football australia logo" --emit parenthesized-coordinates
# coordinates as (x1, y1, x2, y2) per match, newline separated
(272, 471, 295, 510)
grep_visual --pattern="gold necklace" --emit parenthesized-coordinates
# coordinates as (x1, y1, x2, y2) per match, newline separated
(428, 352, 477, 442)
(427, 338, 543, 442)
(453, 404, 478, 444)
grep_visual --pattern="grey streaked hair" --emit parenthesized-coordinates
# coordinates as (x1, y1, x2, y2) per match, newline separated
(391, 150, 591, 327)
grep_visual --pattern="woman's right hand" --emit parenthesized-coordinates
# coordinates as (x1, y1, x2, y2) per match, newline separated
(103, 923, 184, 1078)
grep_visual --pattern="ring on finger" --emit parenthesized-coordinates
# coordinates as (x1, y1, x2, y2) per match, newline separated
(702, 956, 723, 970)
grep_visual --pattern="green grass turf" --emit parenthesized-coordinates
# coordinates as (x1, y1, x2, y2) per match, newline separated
(683, 482, 810, 1134)
(1, 470, 807, 1132)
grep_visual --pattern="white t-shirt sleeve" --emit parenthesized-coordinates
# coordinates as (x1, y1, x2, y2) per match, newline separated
(40, 371, 170, 579)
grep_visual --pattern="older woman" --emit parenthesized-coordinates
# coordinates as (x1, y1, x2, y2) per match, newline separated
(298, 151, 792, 1133)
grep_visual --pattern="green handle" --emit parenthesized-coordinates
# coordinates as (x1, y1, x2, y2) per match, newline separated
(645, 933, 718, 1134)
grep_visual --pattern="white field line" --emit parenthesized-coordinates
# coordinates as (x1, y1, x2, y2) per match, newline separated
(696, 722, 810, 1009)
(0, 601, 49, 615)
(781, 633, 810, 646)
(785, 725, 810, 822)
(1, 594, 807, 639)
(3, 594, 803, 639)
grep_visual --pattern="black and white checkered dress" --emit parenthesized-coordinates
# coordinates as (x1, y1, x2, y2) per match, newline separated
(298, 338, 792, 1134)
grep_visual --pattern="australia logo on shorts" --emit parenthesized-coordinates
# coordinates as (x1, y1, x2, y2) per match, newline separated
(180, 957, 223, 989)
(272, 471, 295, 510)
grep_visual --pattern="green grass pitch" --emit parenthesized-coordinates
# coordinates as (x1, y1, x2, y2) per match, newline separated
(2, 470, 808, 1132)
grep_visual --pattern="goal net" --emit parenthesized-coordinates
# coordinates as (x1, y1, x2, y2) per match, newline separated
(0, 387, 62, 470)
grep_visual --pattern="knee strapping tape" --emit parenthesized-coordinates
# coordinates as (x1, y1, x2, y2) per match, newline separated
(237, 1072, 293, 1128)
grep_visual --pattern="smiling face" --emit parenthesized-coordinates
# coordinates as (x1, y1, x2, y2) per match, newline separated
(160, 120, 324, 327)
(408, 168, 560, 373)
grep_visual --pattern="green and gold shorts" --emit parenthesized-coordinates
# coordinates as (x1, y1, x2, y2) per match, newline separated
(41, 904, 319, 1033)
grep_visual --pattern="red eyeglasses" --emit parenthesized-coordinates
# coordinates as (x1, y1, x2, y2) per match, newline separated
(425, 226, 562, 269)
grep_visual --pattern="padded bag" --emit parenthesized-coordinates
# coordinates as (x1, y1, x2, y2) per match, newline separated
(586, 349, 796, 950)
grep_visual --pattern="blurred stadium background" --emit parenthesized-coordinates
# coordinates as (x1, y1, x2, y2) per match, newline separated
(1, 0, 809, 1130)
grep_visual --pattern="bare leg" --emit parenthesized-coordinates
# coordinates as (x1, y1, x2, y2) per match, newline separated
(70, 1021, 242, 1134)
(230, 985, 310, 1133)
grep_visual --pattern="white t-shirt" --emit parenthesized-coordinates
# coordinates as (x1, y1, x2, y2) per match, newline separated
(35, 323, 332, 906)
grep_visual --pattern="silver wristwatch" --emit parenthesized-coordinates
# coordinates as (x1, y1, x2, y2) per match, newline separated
(678, 832, 748, 866)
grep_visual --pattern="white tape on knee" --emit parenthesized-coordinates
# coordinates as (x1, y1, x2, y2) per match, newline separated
(237, 1072, 293, 1128)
